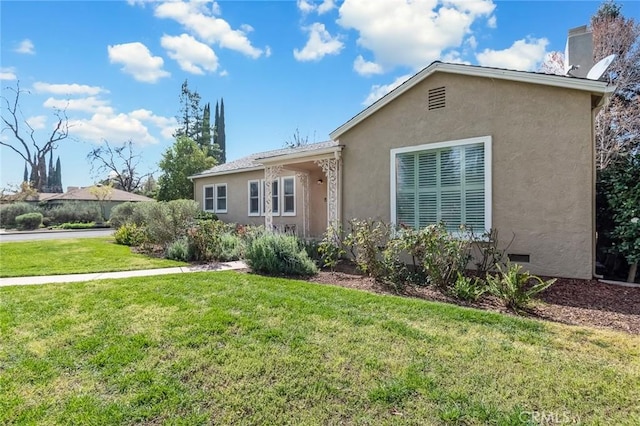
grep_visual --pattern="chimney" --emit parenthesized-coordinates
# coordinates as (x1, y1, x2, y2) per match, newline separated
(564, 25, 593, 78)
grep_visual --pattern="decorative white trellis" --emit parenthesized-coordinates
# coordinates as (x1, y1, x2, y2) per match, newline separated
(264, 165, 282, 231)
(295, 171, 310, 238)
(314, 158, 340, 227)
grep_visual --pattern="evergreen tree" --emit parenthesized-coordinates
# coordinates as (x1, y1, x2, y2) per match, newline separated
(54, 156, 63, 193)
(175, 79, 202, 140)
(47, 150, 54, 191)
(199, 102, 212, 154)
(23, 163, 28, 183)
(213, 101, 219, 147)
(219, 98, 226, 164)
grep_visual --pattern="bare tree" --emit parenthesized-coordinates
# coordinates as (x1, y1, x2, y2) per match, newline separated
(591, 0, 640, 169)
(539, 51, 566, 75)
(87, 139, 152, 193)
(1, 81, 70, 192)
(284, 127, 310, 148)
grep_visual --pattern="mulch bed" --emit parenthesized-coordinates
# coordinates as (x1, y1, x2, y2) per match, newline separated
(304, 264, 640, 335)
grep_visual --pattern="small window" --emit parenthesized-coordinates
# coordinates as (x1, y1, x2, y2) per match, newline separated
(428, 86, 446, 110)
(283, 177, 295, 215)
(204, 186, 214, 212)
(215, 184, 227, 213)
(248, 180, 260, 216)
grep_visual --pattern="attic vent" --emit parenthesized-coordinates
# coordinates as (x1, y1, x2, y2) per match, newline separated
(428, 86, 446, 110)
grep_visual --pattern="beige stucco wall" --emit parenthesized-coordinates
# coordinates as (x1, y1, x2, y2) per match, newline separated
(338, 72, 595, 279)
(193, 168, 328, 237)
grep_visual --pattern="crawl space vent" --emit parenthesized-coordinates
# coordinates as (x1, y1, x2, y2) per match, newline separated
(428, 87, 446, 110)
(508, 254, 531, 263)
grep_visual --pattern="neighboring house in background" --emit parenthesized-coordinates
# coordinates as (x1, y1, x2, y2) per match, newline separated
(45, 186, 153, 219)
(191, 61, 610, 279)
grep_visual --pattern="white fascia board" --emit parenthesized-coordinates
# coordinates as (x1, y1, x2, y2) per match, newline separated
(189, 165, 264, 180)
(330, 62, 610, 140)
(257, 145, 343, 165)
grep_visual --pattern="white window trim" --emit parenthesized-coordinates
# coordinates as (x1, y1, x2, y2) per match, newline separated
(281, 176, 296, 217)
(389, 135, 492, 231)
(203, 185, 215, 212)
(248, 180, 261, 216)
(215, 183, 227, 214)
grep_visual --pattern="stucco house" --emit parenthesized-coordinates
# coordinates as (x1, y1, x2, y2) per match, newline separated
(190, 61, 610, 279)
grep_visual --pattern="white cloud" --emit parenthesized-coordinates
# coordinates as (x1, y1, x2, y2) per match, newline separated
(476, 37, 549, 71)
(26, 116, 47, 130)
(466, 35, 478, 50)
(362, 73, 412, 106)
(440, 50, 470, 65)
(108, 42, 170, 83)
(161, 33, 219, 74)
(297, 0, 336, 15)
(15, 39, 35, 55)
(338, 0, 495, 71)
(154, 1, 263, 59)
(0, 67, 17, 80)
(264, 46, 272, 58)
(43, 96, 113, 115)
(293, 23, 344, 62)
(353, 55, 383, 76)
(129, 109, 178, 139)
(487, 15, 497, 29)
(33, 82, 108, 96)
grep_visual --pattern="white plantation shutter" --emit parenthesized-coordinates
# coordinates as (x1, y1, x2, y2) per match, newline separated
(395, 142, 485, 231)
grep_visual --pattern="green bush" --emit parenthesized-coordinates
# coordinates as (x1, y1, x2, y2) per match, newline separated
(245, 232, 317, 276)
(448, 273, 487, 302)
(317, 224, 345, 270)
(46, 202, 102, 225)
(59, 222, 96, 229)
(418, 223, 473, 290)
(130, 199, 199, 248)
(15, 212, 43, 230)
(344, 219, 391, 279)
(166, 237, 190, 262)
(108, 202, 138, 229)
(195, 210, 218, 222)
(487, 263, 556, 313)
(0, 202, 36, 228)
(214, 233, 245, 262)
(186, 219, 226, 261)
(114, 223, 146, 246)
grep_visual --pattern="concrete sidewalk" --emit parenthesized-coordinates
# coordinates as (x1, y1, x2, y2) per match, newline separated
(0, 261, 248, 287)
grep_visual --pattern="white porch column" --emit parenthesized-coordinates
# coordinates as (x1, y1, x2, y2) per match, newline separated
(264, 165, 282, 231)
(314, 158, 341, 228)
(296, 171, 310, 238)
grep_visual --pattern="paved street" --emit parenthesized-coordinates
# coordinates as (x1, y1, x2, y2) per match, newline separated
(0, 228, 114, 242)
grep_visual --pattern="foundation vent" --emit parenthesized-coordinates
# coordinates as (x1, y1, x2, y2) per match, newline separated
(508, 254, 531, 263)
(428, 86, 446, 110)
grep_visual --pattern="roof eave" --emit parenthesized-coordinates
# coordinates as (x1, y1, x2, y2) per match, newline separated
(330, 62, 610, 140)
(257, 145, 343, 165)
(189, 165, 264, 180)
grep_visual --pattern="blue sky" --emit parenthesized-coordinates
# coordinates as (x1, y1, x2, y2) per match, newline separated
(2, 0, 639, 190)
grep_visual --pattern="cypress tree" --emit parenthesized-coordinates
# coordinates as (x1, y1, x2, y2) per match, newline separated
(219, 98, 226, 164)
(200, 102, 212, 153)
(55, 156, 63, 193)
(23, 163, 28, 183)
(213, 101, 219, 147)
(47, 150, 55, 191)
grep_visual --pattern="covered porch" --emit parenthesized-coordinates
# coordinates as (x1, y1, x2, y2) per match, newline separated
(257, 143, 343, 238)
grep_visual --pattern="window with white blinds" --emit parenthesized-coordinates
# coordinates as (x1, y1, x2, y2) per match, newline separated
(392, 137, 490, 232)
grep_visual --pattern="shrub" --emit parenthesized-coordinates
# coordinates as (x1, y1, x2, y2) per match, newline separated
(0, 202, 36, 228)
(166, 237, 190, 262)
(195, 210, 218, 222)
(487, 263, 556, 313)
(448, 273, 487, 302)
(186, 219, 227, 261)
(59, 222, 96, 229)
(245, 232, 317, 276)
(419, 223, 473, 290)
(46, 202, 101, 225)
(114, 223, 146, 246)
(317, 224, 345, 270)
(130, 199, 199, 247)
(471, 228, 513, 278)
(15, 212, 43, 230)
(344, 219, 391, 279)
(108, 202, 138, 229)
(214, 233, 245, 262)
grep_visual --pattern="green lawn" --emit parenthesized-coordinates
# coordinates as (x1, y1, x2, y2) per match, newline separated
(0, 238, 186, 277)
(1, 272, 638, 424)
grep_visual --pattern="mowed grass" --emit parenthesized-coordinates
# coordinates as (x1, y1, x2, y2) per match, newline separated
(1, 272, 639, 424)
(0, 238, 186, 277)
